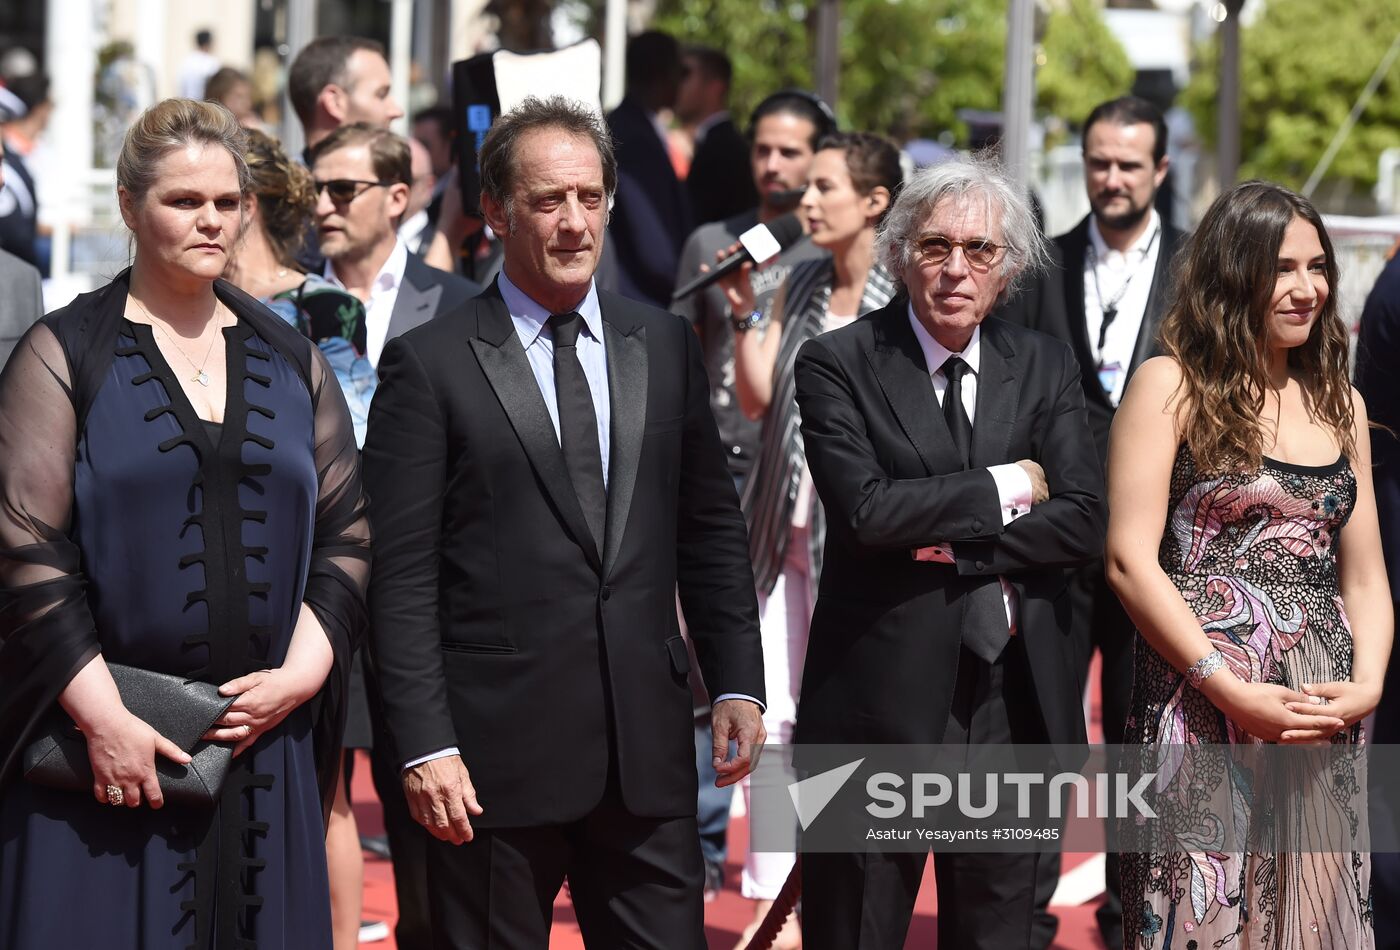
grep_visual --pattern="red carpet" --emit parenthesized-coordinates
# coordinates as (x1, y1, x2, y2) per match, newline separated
(353, 657, 1115, 948)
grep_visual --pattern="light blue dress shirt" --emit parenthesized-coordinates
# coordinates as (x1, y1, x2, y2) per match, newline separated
(499, 269, 611, 488)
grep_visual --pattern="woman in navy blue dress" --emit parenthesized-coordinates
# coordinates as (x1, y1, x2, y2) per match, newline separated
(0, 99, 369, 949)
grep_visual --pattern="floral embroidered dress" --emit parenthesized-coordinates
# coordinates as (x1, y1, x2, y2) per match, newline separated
(1122, 445, 1372, 950)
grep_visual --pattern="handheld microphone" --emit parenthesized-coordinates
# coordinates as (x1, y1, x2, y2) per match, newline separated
(670, 213, 805, 302)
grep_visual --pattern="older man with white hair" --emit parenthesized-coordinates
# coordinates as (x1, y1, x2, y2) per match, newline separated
(792, 155, 1106, 949)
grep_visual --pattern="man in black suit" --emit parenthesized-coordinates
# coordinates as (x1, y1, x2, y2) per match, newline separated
(794, 157, 1105, 950)
(1354, 246, 1400, 949)
(998, 95, 1183, 950)
(363, 95, 766, 949)
(312, 121, 480, 950)
(606, 30, 694, 308)
(675, 46, 758, 225)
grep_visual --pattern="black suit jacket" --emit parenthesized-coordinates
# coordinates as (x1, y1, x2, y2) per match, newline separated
(606, 97, 694, 308)
(792, 306, 1105, 750)
(1355, 250, 1400, 595)
(362, 281, 764, 827)
(387, 253, 481, 337)
(998, 216, 1184, 463)
(687, 117, 758, 226)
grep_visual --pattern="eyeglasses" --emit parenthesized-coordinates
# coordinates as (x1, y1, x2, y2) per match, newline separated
(313, 178, 391, 204)
(914, 235, 1005, 269)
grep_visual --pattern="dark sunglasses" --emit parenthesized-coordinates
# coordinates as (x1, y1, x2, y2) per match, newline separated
(313, 178, 391, 204)
(915, 235, 1005, 269)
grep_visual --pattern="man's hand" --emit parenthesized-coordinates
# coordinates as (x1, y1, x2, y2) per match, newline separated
(712, 699, 766, 787)
(1015, 459, 1049, 504)
(402, 754, 484, 845)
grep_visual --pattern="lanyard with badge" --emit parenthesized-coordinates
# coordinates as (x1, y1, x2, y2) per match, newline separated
(1088, 223, 1159, 397)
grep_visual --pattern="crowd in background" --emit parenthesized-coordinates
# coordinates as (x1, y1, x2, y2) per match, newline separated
(1, 17, 1400, 950)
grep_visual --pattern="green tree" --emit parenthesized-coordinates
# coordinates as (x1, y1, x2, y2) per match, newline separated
(650, 0, 811, 129)
(835, 0, 1008, 141)
(1182, 0, 1400, 192)
(1037, 0, 1135, 132)
(650, 0, 1129, 145)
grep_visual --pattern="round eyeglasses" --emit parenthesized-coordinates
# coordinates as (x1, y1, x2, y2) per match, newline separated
(915, 235, 1005, 269)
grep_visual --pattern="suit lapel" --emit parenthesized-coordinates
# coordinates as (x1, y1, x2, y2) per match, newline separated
(388, 257, 443, 340)
(1058, 219, 1103, 407)
(865, 304, 961, 475)
(1128, 224, 1180, 379)
(468, 288, 602, 573)
(600, 298, 647, 579)
(970, 320, 1020, 470)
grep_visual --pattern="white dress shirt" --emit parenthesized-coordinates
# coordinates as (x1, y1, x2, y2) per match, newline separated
(906, 307, 1032, 633)
(398, 209, 432, 256)
(324, 238, 409, 369)
(1083, 209, 1162, 407)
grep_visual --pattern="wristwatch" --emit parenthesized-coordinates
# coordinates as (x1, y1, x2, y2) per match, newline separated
(732, 309, 764, 333)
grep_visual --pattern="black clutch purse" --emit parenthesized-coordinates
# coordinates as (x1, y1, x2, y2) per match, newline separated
(22, 663, 238, 807)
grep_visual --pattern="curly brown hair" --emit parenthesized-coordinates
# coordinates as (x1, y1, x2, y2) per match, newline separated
(1158, 179, 1353, 473)
(242, 128, 316, 270)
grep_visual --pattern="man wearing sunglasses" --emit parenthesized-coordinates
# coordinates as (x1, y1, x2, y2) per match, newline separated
(309, 121, 479, 950)
(792, 157, 1104, 950)
(311, 123, 480, 370)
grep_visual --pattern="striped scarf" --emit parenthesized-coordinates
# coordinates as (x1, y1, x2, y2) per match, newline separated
(741, 259, 899, 596)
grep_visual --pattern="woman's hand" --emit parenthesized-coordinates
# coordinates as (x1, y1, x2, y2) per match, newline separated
(1284, 680, 1380, 734)
(205, 666, 324, 756)
(1208, 679, 1345, 743)
(84, 708, 191, 809)
(711, 241, 756, 316)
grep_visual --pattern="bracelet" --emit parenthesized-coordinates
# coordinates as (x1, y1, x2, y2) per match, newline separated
(1184, 650, 1225, 689)
(731, 309, 764, 333)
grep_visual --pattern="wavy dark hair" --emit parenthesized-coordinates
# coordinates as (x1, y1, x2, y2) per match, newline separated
(1158, 180, 1353, 473)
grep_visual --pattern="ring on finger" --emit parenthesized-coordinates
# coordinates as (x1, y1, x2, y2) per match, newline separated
(105, 784, 124, 806)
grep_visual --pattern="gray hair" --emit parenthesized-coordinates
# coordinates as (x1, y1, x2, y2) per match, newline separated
(478, 95, 617, 229)
(877, 154, 1049, 299)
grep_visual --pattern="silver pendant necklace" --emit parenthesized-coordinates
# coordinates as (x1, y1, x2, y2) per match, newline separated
(131, 297, 222, 386)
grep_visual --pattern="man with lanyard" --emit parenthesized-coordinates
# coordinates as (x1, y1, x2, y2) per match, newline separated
(997, 94, 1184, 950)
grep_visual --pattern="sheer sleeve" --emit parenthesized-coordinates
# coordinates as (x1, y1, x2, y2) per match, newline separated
(303, 342, 371, 661)
(0, 322, 101, 785)
(301, 341, 371, 817)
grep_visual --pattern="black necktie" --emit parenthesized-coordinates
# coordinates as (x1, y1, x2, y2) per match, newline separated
(549, 312, 607, 552)
(941, 356, 973, 470)
(940, 355, 1009, 663)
